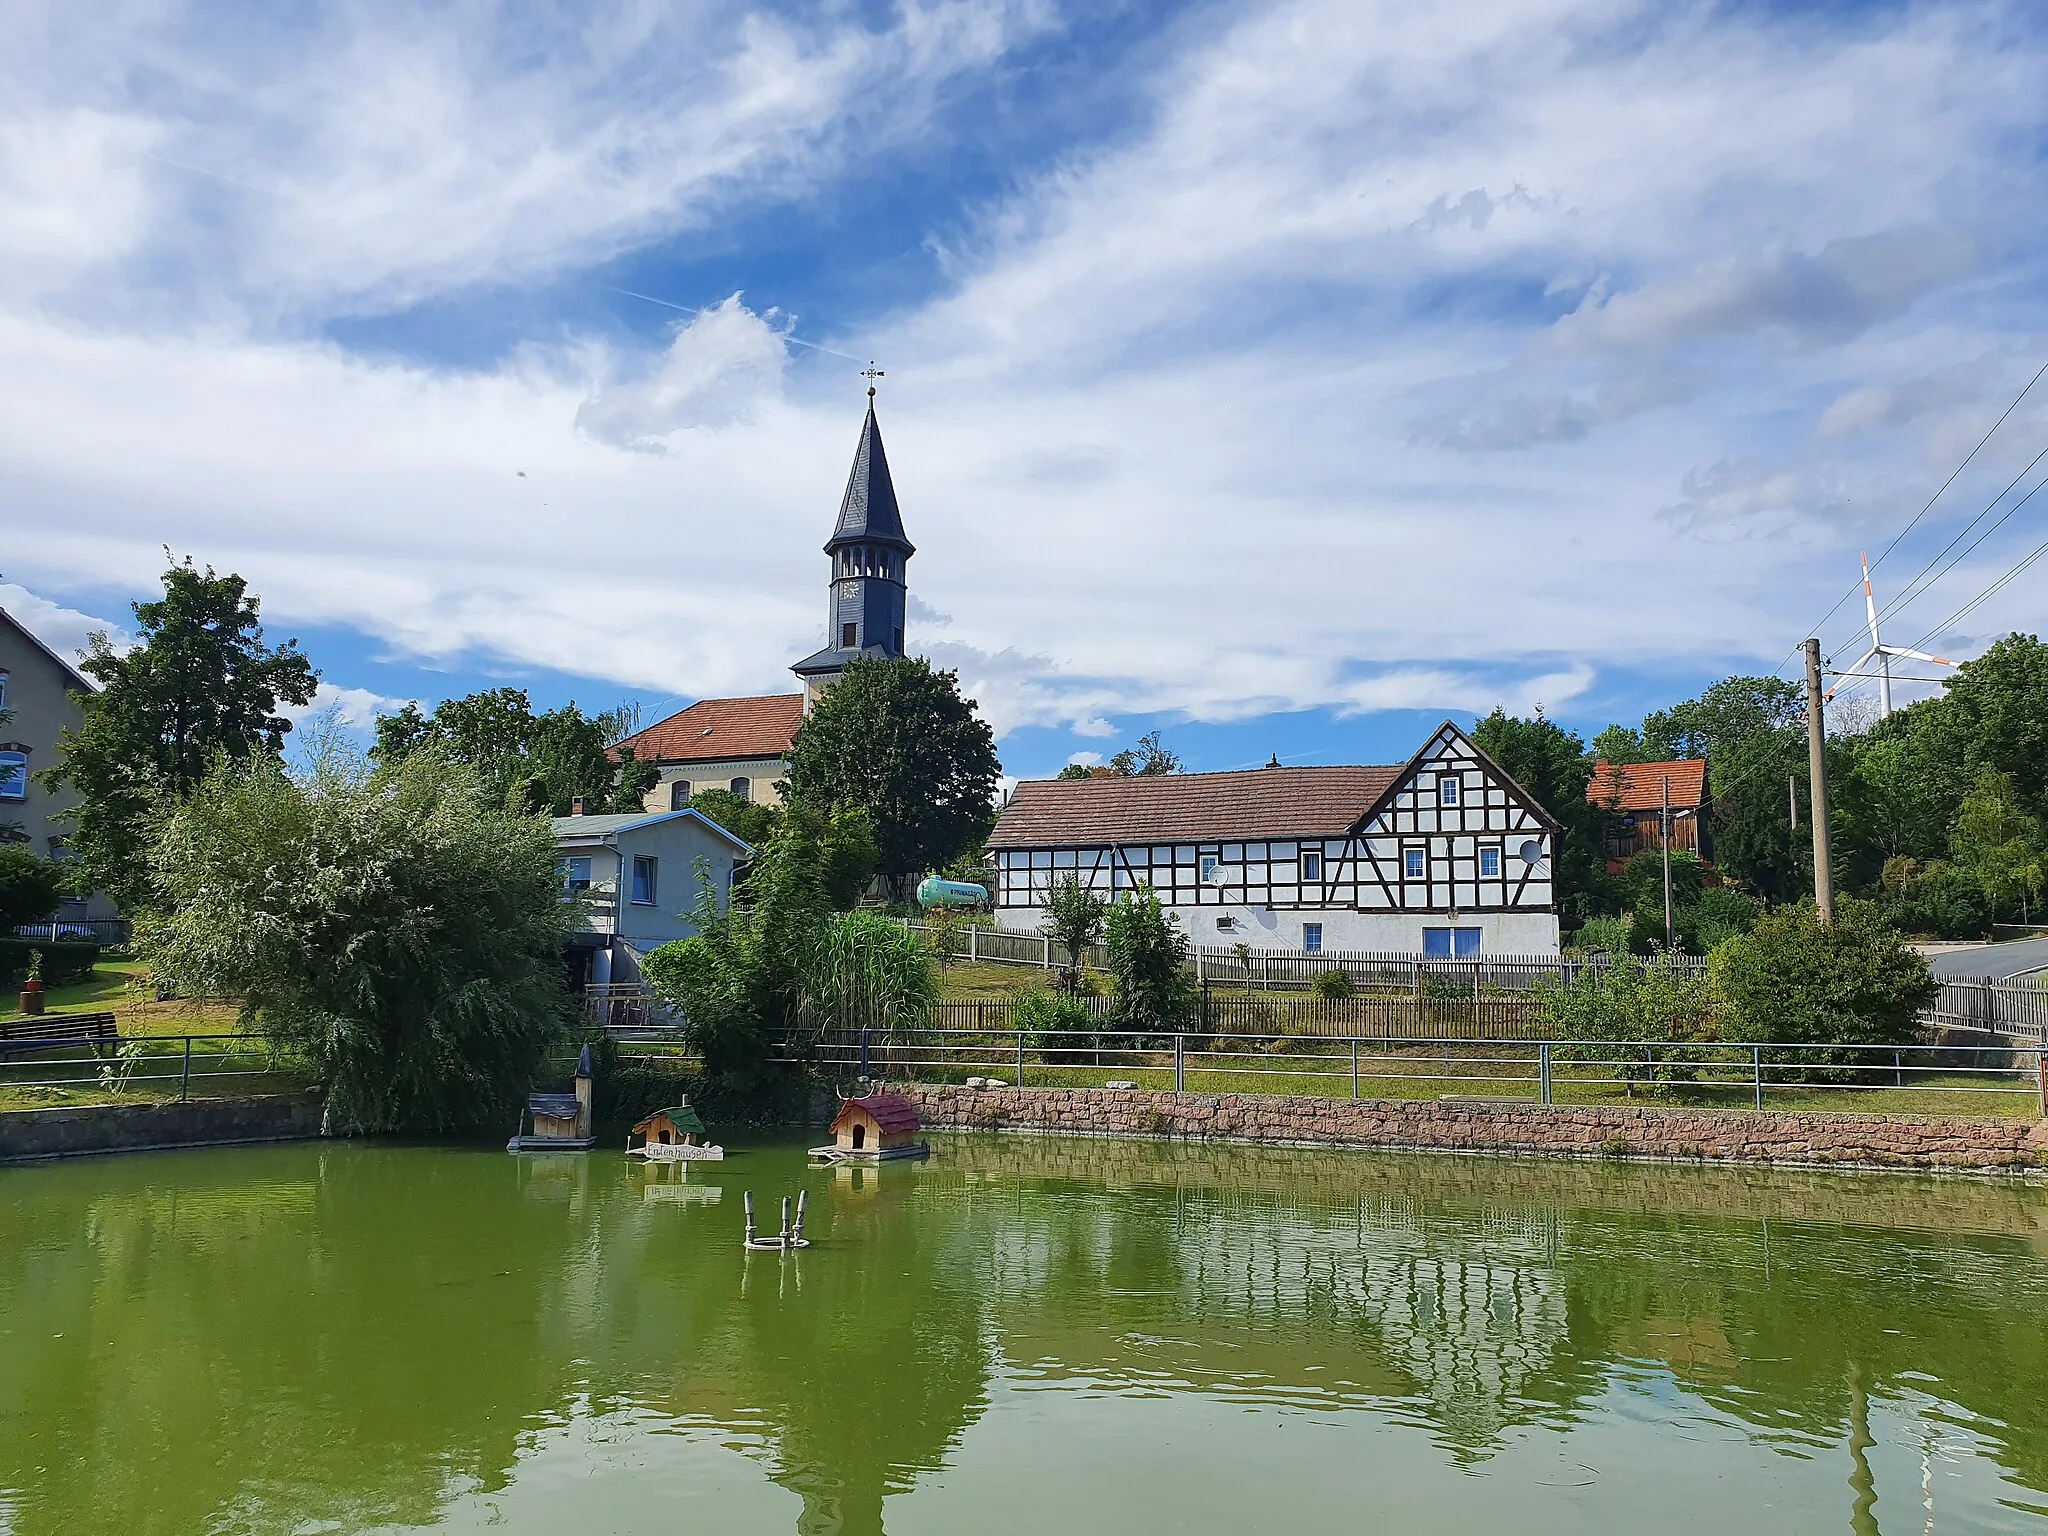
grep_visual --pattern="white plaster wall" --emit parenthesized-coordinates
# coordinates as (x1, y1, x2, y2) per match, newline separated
(995, 902, 1560, 957)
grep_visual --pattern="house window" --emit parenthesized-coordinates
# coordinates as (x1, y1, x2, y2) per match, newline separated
(729, 777, 751, 801)
(1439, 777, 1460, 807)
(631, 855, 658, 906)
(1404, 848, 1426, 880)
(1479, 846, 1501, 879)
(1200, 855, 1219, 883)
(841, 622, 858, 649)
(560, 856, 592, 894)
(0, 670, 8, 710)
(1301, 850, 1322, 881)
(0, 751, 28, 801)
(669, 779, 692, 810)
(1423, 926, 1482, 959)
(1302, 923, 1323, 954)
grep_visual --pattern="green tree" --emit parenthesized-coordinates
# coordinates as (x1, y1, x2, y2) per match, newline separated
(1638, 676, 1809, 902)
(0, 846, 64, 928)
(1470, 707, 1607, 924)
(783, 658, 1001, 893)
(1107, 731, 1182, 776)
(44, 559, 318, 907)
(374, 688, 649, 817)
(686, 787, 782, 847)
(1948, 770, 2046, 920)
(1103, 885, 1195, 1036)
(1040, 873, 1107, 993)
(1710, 900, 1936, 1077)
(138, 746, 572, 1134)
(1588, 725, 1648, 766)
(1056, 762, 1098, 780)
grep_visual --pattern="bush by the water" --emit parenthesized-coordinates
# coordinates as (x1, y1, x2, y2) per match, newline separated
(1535, 950, 1716, 1088)
(1013, 988, 1099, 1060)
(0, 938, 99, 988)
(1104, 886, 1196, 1036)
(1709, 899, 1936, 1077)
(139, 748, 573, 1134)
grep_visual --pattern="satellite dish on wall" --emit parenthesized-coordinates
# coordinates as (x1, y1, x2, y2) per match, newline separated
(1518, 839, 1543, 866)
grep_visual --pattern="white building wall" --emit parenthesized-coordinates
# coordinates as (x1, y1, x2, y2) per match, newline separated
(991, 901, 1559, 957)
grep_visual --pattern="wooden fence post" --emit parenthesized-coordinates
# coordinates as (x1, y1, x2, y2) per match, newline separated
(1413, 961, 1424, 1034)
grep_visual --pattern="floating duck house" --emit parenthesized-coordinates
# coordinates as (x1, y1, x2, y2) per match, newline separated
(627, 1101, 724, 1161)
(508, 1045, 596, 1152)
(821, 1092, 928, 1162)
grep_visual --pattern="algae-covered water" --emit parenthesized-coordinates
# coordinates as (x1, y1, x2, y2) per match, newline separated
(3, 1134, 2047, 1534)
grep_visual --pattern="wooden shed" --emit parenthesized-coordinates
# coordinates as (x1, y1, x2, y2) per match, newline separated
(823, 1092, 928, 1162)
(508, 1045, 596, 1153)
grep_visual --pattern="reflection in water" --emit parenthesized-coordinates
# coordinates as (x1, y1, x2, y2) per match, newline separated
(1, 1135, 2045, 1534)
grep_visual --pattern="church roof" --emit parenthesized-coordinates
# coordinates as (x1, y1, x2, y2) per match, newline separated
(989, 765, 1404, 848)
(790, 641, 900, 677)
(612, 694, 802, 765)
(827, 399, 914, 554)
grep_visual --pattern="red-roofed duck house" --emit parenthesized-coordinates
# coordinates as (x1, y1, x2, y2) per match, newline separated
(821, 1092, 928, 1162)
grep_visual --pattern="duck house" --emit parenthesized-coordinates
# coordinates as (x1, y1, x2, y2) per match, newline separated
(508, 1044, 597, 1152)
(627, 1100, 724, 1162)
(815, 1091, 928, 1163)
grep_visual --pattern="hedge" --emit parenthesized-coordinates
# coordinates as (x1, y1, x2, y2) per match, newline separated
(1, 938, 101, 989)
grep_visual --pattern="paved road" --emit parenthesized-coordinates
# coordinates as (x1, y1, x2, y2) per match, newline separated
(1928, 937, 2048, 980)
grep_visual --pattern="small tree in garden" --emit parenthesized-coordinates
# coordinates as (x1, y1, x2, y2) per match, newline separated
(140, 746, 572, 1134)
(1104, 885, 1195, 1037)
(923, 903, 969, 972)
(0, 846, 64, 929)
(1309, 967, 1355, 1001)
(1709, 899, 1937, 1078)
(1041, 873, 1107, 994)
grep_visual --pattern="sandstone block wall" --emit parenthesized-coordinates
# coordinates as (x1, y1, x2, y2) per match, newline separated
(0, 1093, 325, 1163)
(900, 1084, 2048, 1175)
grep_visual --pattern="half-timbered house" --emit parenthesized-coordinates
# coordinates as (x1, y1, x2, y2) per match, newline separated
(987, 722, 1562, 956)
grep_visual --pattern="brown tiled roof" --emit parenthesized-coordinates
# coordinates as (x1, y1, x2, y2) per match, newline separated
(613, 694, 802, 765)
(1587, 758, 1706, 813)
(988, 766, 1403, 848)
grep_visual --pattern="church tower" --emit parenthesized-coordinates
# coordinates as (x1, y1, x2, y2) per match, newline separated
(791, 388, 914, 708)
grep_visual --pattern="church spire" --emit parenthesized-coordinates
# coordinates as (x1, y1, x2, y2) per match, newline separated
(792, 391, 914, 705)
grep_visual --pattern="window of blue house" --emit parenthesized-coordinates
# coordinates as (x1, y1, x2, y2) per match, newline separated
(632, 855, 659, 906)
(1479, 846, 1501, 878)
(1404, 848, 1426, 879)
(1302, 923, 1322, 953)
(559, 857, 592, 893)
(0, 751, 25, 802)
(1423, 926, 1482, 958)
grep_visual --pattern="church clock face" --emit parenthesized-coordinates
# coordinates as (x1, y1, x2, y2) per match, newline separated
(838, 580, 860, 601)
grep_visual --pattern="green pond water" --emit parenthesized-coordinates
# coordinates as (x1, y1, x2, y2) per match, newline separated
(4, 1136, 2048, 1535)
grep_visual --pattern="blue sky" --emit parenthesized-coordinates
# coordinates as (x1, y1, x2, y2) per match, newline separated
(4, 0, 2047, 782)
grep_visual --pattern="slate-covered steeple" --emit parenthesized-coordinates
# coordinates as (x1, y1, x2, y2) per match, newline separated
(792, 389, 914, 705)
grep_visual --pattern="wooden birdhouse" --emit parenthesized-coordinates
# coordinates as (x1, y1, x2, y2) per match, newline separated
(820, 1092, 928, 1162)
(508, 1045, 597, 1152)
(627, 1100, 724, 1162)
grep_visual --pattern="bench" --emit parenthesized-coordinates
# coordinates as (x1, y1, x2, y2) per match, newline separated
(0, 1012, 120, 1051)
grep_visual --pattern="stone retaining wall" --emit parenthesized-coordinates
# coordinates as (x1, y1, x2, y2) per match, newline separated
(900, 1084, 2048, 1175)
(0, 1094, 326, 1163)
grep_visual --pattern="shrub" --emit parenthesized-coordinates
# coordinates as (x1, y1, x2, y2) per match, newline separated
(0, 938, 98, 988)
(1309, 967, 1355, 1000)
(1573, 916, 1632, 955)
(0, 846, 64, 929)
(1886, 865, 1992, 940)
(1710, 899, 1937, 1079)
(1534, 950, 1717, 1090)
(1104, 886, 1195, 1037)
(1012, 988, 1097, 1061)
(802, 909, 936, 1039)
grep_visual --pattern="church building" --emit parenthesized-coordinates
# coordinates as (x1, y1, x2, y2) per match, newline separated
(616, 387, 912, 810)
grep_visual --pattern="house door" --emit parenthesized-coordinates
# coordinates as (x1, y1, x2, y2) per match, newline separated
(852, 1124, 866, 1149)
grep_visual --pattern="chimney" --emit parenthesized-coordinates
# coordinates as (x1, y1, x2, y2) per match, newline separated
(570, 797, 586, 816)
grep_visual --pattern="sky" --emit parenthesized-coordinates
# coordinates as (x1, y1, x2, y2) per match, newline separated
(4, 0, 2047, 780)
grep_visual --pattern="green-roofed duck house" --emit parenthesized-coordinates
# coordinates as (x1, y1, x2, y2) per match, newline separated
(626, 1100, 724, 1162)
(789, 386, 914, 710)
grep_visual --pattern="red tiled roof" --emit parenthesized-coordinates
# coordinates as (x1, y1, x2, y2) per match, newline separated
(1587, 758, 1706, 813)
(834, 1092, 920, 1136)
(613, 694, 802, 765)
(988, 765, 1403, 849)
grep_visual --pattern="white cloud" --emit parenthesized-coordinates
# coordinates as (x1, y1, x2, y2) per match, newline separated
(2, 0, 2046, 741)
(0, 584, 125, 670)
(1070, 718, 1116, 738)
(284, 682, 414, 731)
(1065, 750, 1102, 767)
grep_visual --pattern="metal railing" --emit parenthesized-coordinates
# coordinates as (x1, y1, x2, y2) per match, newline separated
(779, 1026, 2048, 1115)
(0, 1032, 309, 1105)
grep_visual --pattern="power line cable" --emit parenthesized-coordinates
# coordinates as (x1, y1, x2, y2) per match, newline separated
(1773, 356, 2048, 676)
(1870, 443, 2048, 629)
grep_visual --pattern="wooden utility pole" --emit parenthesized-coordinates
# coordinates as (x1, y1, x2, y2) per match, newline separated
(1802, 638, 1835, 921)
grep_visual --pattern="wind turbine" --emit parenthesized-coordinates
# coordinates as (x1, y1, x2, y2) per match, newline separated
(1824, 552, 1955, 718)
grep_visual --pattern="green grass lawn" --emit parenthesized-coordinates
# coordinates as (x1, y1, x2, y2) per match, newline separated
(2, 959, 247, 1038)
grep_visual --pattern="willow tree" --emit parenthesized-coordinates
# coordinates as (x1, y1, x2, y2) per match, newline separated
(140, 746, 572, 1134)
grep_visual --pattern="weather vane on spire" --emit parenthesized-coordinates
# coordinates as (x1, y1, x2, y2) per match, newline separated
(862, 362, 884, 398)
